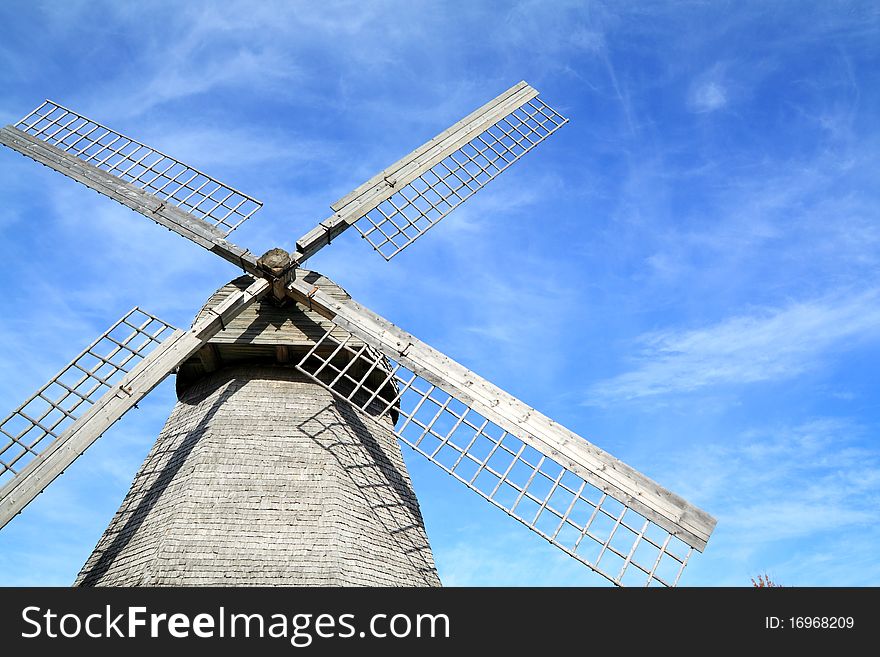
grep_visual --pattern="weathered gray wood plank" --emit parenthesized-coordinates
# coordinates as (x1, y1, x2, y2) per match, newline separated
(331, 84, 538, 219)
(294, 82, 540, 264)
(331, 82, 533, 211)
(192, 272, 355, 346)
(0, 126, 262, 277)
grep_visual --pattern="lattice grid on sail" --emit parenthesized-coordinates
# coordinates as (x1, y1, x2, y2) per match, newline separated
(352, 97, 567, 260)
(14, 100, 261, 235)
(0, 308, 176, 489)
(296, 326, 693, 587)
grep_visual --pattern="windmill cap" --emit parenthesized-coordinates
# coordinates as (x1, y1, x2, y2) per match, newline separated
(175, 270, 399, 421)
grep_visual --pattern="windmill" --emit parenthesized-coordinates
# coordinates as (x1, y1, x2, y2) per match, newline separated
(0, 82, 715, 586)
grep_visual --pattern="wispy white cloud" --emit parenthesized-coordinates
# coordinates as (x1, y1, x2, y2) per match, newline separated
(689, 80, 727, 113)
(497, 0, 608, 58)
(686, 62, 732, 113)
(142, 125, 342, 171)
(121, 49, 300, 120)
(657, 417, 880, 585)
(587, 289, 880, 403)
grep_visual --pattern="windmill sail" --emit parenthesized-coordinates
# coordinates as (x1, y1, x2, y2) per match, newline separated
(0, 278, 270, 529)
(288, 277, 716, 586)
(0, 309, 176, 489)
(0, 102, 263, 276)
(295, 82, 567, 262)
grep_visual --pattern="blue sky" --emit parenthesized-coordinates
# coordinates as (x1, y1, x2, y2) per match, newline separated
(1, 1, 879, 586)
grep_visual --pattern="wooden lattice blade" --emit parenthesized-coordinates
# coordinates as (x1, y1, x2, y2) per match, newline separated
(294, 81, 568, 263)
(0, 277, 270, 530)
(0, 104, 262, 277)
(0, 308, 176, 488)
(288, 277, 716, 586)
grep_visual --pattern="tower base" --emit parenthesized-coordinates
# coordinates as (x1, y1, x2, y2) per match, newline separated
(76, 366, 440, 586)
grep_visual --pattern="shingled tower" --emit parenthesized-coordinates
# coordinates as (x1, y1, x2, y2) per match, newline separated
(75, 271, 440, 586)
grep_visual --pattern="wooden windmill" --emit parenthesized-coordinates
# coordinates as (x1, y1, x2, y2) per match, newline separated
(0, 82, 716, 586)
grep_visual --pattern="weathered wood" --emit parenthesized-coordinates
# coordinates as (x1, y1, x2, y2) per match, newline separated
(175, 271, 375, 396)
(0, 277, 270, 530)
(197, 344, 221, 373)
(10, 99, 262, 235)
(191, 272, 357, 347)
(275, 345, 291, 364)
(294, 82, 540, 263)
(75, 365, 440, 587)
(287, 277, 716, 551)
(294, 217, 351, 264)
(331, 82, 534, 211)
(0, 126, 263, 277)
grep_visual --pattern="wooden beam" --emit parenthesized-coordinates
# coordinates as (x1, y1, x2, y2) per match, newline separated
(294, 82, 540, 264)
(197, 344, 221, 373)
(0, 277, 270, 530)
(287, 277, 716, 551)
(331, 82, 535, 212)
(275, 345, 291, 364)
(294, 216, 352, 264)
(0, 126, 263, 278)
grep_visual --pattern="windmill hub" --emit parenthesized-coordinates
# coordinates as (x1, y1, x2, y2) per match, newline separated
(256, 247, 295, 303)
(257, 247, 292, 277)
